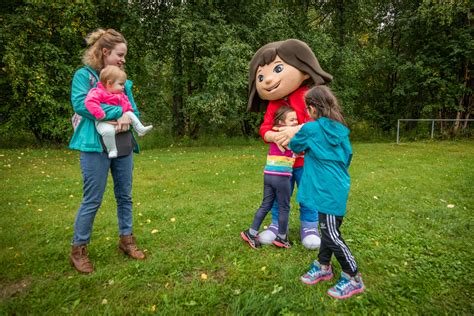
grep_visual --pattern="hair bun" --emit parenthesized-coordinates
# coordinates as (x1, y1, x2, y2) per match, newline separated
(85, 28, 106, 46)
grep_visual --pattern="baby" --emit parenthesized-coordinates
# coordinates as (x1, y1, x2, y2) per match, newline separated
(85, 65, 152, 158)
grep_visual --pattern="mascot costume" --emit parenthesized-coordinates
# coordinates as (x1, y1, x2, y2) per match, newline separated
(247, 39, 333, 249)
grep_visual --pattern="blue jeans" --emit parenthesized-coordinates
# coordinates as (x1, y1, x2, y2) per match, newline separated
(271, 166, 318, 224)
(72, 151, 134, 245)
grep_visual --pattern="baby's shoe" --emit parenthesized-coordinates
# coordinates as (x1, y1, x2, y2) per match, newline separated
(135, 124, 153, 137)
(258, 223, 278, 245)
(240, 229, 261, 249)
(108, 150, 118, 159)
(300, 260, 333, 285)
(327, 272, 365, 299)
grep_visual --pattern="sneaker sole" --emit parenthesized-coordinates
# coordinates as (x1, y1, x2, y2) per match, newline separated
(272, 241, 291, 248)
(240, 232, 258, 249)
(327, 286, 365, 299)
(300, 274, 333, 285)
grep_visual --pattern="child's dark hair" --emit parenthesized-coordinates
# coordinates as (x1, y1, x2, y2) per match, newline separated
(305, 86, 347, 126)
(273, 106, 295, 126)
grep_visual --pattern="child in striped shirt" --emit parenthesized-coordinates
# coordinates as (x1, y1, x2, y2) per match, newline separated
(241, 106, 297, 249)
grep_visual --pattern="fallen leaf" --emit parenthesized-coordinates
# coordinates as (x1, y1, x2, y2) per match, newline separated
(271, 284, 283, 294)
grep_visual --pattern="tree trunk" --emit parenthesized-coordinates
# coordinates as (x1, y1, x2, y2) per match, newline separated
(172, 41, 185, 137)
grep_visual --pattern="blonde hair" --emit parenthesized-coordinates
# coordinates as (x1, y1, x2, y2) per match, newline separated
(82, 28, 127, 71)
(305, 85, 347, 126)
(99, 65, 127, 86)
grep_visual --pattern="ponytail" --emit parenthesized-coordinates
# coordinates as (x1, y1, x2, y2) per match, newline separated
(82, 28, 127, 71)
(305, 86, 347, 126)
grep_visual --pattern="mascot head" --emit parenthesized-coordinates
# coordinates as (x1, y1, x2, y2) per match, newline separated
(247, 39, 333, 112)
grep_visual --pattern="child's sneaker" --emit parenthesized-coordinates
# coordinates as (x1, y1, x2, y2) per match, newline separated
(272, 235, 291, 248)
(240, 230, 261, 249)
(327, 272, 365, 299)
(300, 260, 333, 285)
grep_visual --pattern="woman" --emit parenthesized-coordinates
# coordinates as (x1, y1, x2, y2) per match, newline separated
(69, 28, 145, 274)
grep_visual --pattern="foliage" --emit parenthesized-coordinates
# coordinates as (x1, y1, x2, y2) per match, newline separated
(1, 141, 473, 313)
(1, 0, 472, 144)
(1, 2, 94, 143)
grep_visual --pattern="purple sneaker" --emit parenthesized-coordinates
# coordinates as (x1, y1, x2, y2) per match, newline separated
(300, 260, 333, 285)
(258, 223, 279, 245)
(301, 227, 321, 249)
(301, 227, 319, 240)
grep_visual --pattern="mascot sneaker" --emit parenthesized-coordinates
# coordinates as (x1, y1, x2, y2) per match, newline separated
(300, 260, 333, 285)
(327, 272, 365, 299)
(240, 230, 261, 249)
(258, 223, 278, 245)
(301, 226, 321, 249)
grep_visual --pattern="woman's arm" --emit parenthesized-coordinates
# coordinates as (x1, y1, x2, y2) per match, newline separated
(71, 69, 123, 120)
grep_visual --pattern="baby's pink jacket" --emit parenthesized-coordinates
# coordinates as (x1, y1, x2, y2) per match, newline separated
(85, 82, 134, 120)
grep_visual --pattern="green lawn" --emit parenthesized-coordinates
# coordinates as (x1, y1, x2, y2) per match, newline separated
(1, 141, 473, 314)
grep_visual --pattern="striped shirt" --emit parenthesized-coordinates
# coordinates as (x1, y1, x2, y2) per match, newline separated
(264, 142, 295, 177)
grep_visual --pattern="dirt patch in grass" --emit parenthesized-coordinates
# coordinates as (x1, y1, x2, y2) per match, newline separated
(0, 277, 32, 301)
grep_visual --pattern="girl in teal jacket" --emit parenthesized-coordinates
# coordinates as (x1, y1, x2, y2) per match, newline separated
(68, 29, 146, 274)
(289, 85, 365, 300)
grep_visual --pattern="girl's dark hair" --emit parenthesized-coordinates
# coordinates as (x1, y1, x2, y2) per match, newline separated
(273, 106, 294, 126)
(305, 86, 347, 126)
(247, 39, 333, 112)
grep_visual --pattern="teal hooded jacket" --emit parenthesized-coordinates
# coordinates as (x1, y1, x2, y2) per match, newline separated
(289, 117, 352, 216)
(68, 66, 140, 153)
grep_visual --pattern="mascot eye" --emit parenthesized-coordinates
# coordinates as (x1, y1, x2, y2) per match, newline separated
(257, 74, 264, 82)
(273, 64, 284, 73)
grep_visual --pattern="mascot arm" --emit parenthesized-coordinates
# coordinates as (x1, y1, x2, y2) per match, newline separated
(259, 105, 279, 142)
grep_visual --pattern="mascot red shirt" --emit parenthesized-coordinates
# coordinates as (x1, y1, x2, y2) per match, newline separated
(247, 39, 333, 249)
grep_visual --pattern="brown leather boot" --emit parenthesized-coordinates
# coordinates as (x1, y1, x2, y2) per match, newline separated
(70, 245, 93, 274)
(118, 235, 146, 260)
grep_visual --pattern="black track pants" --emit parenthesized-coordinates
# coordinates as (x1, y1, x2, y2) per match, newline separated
(318, 213, 358, 276)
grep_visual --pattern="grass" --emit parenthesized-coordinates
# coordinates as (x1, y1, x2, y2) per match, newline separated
(1, 140, 473, 314)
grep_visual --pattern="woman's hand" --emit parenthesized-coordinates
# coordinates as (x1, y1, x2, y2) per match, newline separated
(115, 114, 132, 133)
